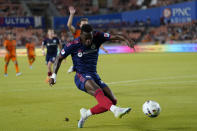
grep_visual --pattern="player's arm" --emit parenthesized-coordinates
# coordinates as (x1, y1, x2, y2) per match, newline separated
(100, 45, 108, 54)
(67, 6, 76, 34)
(110, 34, 135, 49)
(57, 39, 62, 50)
(41, 41, 46, 56)
(49, 54, 65, 86)
(49, 42, 74, 86)
(3, 40, 9, 54)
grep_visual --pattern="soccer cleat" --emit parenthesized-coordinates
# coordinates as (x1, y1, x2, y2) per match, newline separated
(78, 108, 88, 128)
(16, 72, 22, 76)
(114, 107, 131, 118)
(67, 66, 74, 73)
(4, 74, 8, 77)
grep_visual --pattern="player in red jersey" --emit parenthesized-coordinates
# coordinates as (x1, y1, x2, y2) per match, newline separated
(67, 6, 108, 73)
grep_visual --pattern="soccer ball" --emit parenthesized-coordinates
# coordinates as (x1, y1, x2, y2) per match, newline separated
(142, 100, 161, 117)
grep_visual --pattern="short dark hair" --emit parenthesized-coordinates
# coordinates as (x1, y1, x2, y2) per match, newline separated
(81, 24, 93, 33)
(79, 18, 88, 23)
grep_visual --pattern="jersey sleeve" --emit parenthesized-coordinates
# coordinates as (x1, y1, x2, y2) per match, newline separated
(55, 37, 60, 45)
(100, 32, 111, 42)
(42, 39, 46, 46)
(95, 31, 111, 45)
(60, 42, 76, 58)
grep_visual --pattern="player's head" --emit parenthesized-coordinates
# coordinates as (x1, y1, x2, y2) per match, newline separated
(79, 18, 88, 28)
(47, 29, 54, 38)
(80, 24, 93, 47)
(7, 33, 13, 40)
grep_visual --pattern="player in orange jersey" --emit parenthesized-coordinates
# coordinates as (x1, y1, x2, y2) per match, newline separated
(4, 33, 21, 77)
(26, 38, 36, 69)
(67, 6, 108, 73)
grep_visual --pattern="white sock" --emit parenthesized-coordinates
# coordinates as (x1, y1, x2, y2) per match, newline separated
(86, 109, 92, 117)
(110, 105, 119, 113)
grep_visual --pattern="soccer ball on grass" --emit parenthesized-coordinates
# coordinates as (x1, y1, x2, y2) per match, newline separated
(142, 100, 161, 118)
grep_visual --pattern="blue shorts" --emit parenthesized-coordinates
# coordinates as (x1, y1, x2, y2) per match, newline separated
(74, 72, 108, 92)
(46, 54, 57, 64)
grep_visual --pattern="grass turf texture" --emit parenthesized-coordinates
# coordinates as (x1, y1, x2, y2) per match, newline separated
(0, 53, 197, 131)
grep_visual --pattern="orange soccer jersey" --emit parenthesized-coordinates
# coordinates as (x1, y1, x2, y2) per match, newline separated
(73, 29, 81, 39)
(4, 39, 17, 62)
(26, 43, 35, 57)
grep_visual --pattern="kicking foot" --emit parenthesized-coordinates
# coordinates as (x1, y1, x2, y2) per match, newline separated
(114, 107, 131, 118)
(16, 72, 22, 76)
(78, 108, 88, 128)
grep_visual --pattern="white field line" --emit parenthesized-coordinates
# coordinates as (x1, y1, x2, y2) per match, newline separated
(0, 75, 196, 93)
(106, 75, 197, 85)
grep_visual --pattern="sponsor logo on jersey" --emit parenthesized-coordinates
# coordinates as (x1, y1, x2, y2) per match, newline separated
(85, 75, 91, 78)
(53, 39, 57, 43)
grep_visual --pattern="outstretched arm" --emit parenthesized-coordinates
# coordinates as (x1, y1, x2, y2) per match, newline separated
(41, 44, 45, 56)
(100, 45, 108, 54)
(110, 34, 135, 49)
(67, 6, 76, 34)
(49, 55, 65, 86)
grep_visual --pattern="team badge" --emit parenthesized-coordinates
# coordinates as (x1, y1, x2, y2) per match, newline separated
(53, 39, 57, 43)
(91, 44, 96, 49)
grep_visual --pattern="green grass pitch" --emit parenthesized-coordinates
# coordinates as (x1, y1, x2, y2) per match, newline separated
(0, 52, 197, 131)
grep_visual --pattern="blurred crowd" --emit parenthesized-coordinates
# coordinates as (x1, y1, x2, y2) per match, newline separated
(0, 0, 27, 17)
(0, 27, 44, 47)
(0, 0, 193, 17)
(1, 20, 197, 47)
(0, 0, 196, 47)
(52, 0, 192, 16)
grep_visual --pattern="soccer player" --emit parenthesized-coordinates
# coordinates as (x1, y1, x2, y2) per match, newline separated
(42, 29, 61, 82)
(49, 24, 135, 128)
(26, 38, 36, 69)
(4, 33, 21, 77)
(67, 6, 108, 73)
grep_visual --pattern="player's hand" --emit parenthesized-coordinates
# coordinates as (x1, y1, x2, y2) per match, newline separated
(69, 6, 75, 14)
(104, 49, 109, 54)
(42, 50, 45, 56)
(49, 78, 56, 86)
(126, 39, 135, 51)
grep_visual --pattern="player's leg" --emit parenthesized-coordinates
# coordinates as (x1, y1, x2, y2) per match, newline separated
(12, 57, 21, 76)
(77, 78, 130, 128)
(90, 86, 118, 115)
(4, 54, 10, 77)
(47, 61, 53, 76)
(45, 55, 55, 82)
(28, 55, 35, 69)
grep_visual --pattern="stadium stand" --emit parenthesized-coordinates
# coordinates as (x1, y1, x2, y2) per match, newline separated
(0, 0, 196, 47)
